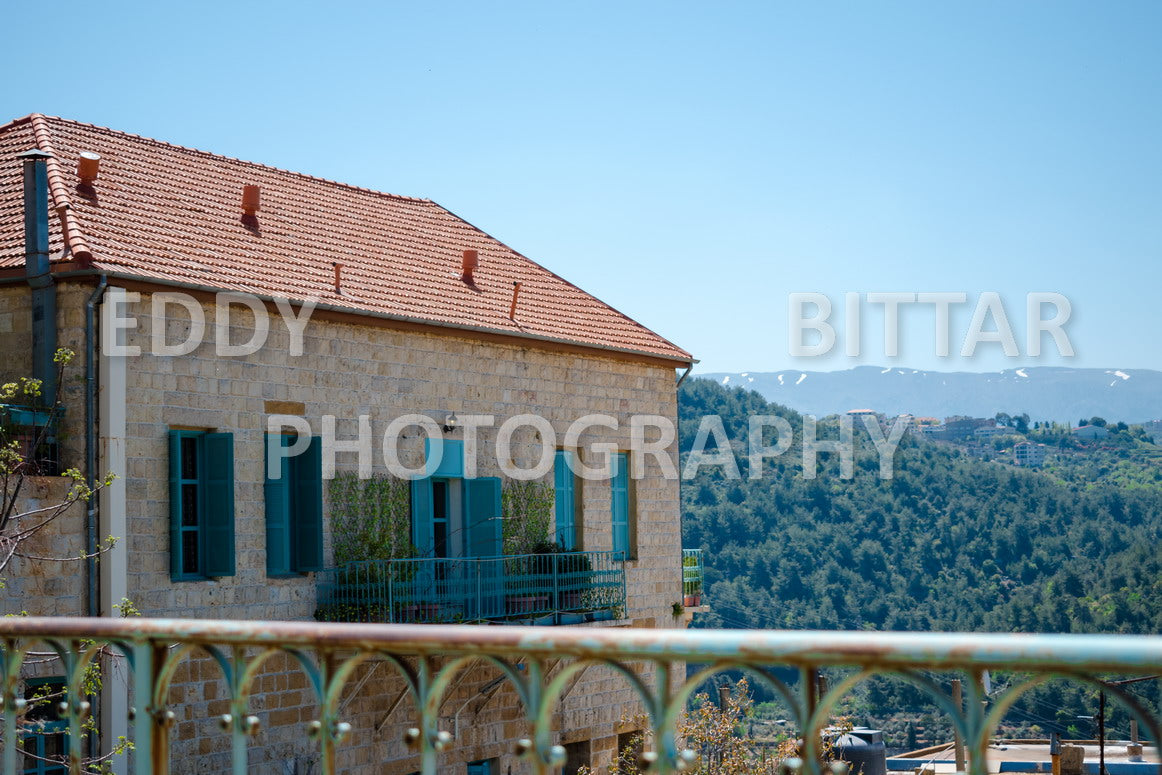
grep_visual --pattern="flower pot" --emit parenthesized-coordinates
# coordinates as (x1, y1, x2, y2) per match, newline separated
(401, 603, 441, 622)
(560, 591, 584, 610)
(506, 594, 549, 615)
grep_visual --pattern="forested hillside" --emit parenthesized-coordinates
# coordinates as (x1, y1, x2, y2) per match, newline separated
(678, 377, 1162, 739)
(679, 377, 1162, 635)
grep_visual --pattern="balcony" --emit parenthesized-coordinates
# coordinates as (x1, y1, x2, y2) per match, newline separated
(314, 550, 626, 625)
(682, 548, 704, 607)
(1, 619, 1160, 775)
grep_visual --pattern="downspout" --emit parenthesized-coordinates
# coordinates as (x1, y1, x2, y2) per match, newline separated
(85, 273, 108, 620)
(676, 364, 693, 387)
(19, 149, 57, 404)
(84, 274, 107, 768)
(22, 147, 104, 763)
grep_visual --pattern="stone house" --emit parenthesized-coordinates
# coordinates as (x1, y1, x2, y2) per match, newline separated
(0, 115, 695, 774)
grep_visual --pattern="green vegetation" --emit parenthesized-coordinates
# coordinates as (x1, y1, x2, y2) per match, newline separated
(679, 378, 1162, 739)
(328, 472, 413, 564)
(501, 479, 555, 555)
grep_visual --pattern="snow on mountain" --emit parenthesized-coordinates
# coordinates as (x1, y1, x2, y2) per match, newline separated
(695, 366, 1162, 423)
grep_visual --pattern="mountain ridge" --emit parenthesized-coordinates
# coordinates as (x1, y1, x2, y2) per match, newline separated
(696, 365, 1162, 423)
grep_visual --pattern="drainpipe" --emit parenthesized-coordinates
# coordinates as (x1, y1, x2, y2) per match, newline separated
(85, 273, 108, 620)
(84, 273, 107, 768)
(676, 364, 693, 388)
(19, 149, 57, 405)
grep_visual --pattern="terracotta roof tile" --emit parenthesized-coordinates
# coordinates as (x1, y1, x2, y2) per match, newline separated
(0, 115, 692, 364)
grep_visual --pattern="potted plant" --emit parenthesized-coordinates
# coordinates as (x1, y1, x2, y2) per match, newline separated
(557, 548, 594, 610)
(682, 553, 703, 607)
(504, 539, 557, 614)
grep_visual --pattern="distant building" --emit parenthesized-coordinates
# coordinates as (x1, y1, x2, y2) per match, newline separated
(974, 425, 1011, 438)
(1014, 442, 1046, 467)
(846, 408, 879, 417)
(963, 442, 995, 461)
(943, 417, 991, 441)
(1073, 425, 1109, 440)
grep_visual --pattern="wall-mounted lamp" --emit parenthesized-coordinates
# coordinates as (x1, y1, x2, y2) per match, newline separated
(443, 412, 459, 433)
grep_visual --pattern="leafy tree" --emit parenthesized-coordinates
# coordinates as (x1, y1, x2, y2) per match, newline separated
(0, 349, 124, 773)
(0, 349, 115, 582)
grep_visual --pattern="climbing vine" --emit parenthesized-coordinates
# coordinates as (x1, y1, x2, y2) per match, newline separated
(328, 472, 413, 565)
(501, 479, 555, 555)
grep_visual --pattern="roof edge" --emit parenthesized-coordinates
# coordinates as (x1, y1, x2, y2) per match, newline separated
(436, 204, 694, 363)
(24, 114, 94, 263)
(11, 268, 696, 368)
(20, 114, 435, 206)
(0, 115, 695, 364)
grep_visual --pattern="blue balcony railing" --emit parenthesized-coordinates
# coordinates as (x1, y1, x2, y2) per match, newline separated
(314, 550, 626, 625)
(682, 548, 704, 604)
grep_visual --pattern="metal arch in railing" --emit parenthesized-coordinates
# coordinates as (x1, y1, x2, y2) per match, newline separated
(1, 622, 1161, 775)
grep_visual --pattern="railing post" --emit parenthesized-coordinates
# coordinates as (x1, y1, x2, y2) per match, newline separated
(61, 641, 85, 775)
(620, 553, 628, 617)
(388, 561, 396, 623)
(552, 554, 560, 612)
(475, 559, 483, 620)
(1, 641, 22, 775)
(130, 641, 157, 775)
(952, 679, 966, 772)
(227, 646, 251, 775)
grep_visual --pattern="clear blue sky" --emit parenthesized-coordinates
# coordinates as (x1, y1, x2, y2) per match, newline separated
(6, 1, 1159, 374)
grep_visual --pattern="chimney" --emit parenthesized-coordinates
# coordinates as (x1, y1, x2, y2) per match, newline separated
(508, 281, 522, 320)
(241, 184, 261, 216)
(333, 262, 343, 294)
(77, 152, 101, 185)
(18, 149, 58, 405)
(460, 249, 478, 283)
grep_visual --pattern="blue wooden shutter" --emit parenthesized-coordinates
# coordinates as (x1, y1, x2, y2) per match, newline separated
(410, 478, 434, 557)
(202, 432, 236, 577)
(465, 477, 503, 618)
(554, 450, 576, 550)
(293, 436, 324, 572)
(168, 430, 184, 581)
(425, 438, 464, 478)
(465, 477, 503, 557)
(611, 452, 629, 560)
(264, 434, 292, 576)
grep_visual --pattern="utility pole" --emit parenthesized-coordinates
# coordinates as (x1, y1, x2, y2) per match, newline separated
(1098, 691, 1106, 775)
(952, 679, 966, 773)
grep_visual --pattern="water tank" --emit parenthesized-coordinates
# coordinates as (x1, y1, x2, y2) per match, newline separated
(832, 728, 887, 775)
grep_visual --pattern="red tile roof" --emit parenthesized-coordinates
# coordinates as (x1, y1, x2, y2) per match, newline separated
(0, 115, 692, 365)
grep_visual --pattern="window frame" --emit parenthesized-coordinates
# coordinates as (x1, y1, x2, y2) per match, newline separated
(21, 677, 68, 775)
(169, 429, 235, 581)
(554, 448, 583, 550)
(466, 759, 497, 775)
(610, 450, 636, 560)
(265, 433, 324, 577)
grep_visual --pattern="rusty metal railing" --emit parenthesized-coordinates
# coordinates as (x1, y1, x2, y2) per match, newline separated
(2, 618, 1161, 775)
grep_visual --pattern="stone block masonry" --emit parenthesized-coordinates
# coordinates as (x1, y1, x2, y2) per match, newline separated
(1, 283, 688, 773)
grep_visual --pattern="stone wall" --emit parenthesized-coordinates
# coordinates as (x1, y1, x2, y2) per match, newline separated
(1, 282, 688, 773)
(0, 284, 91, 619)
